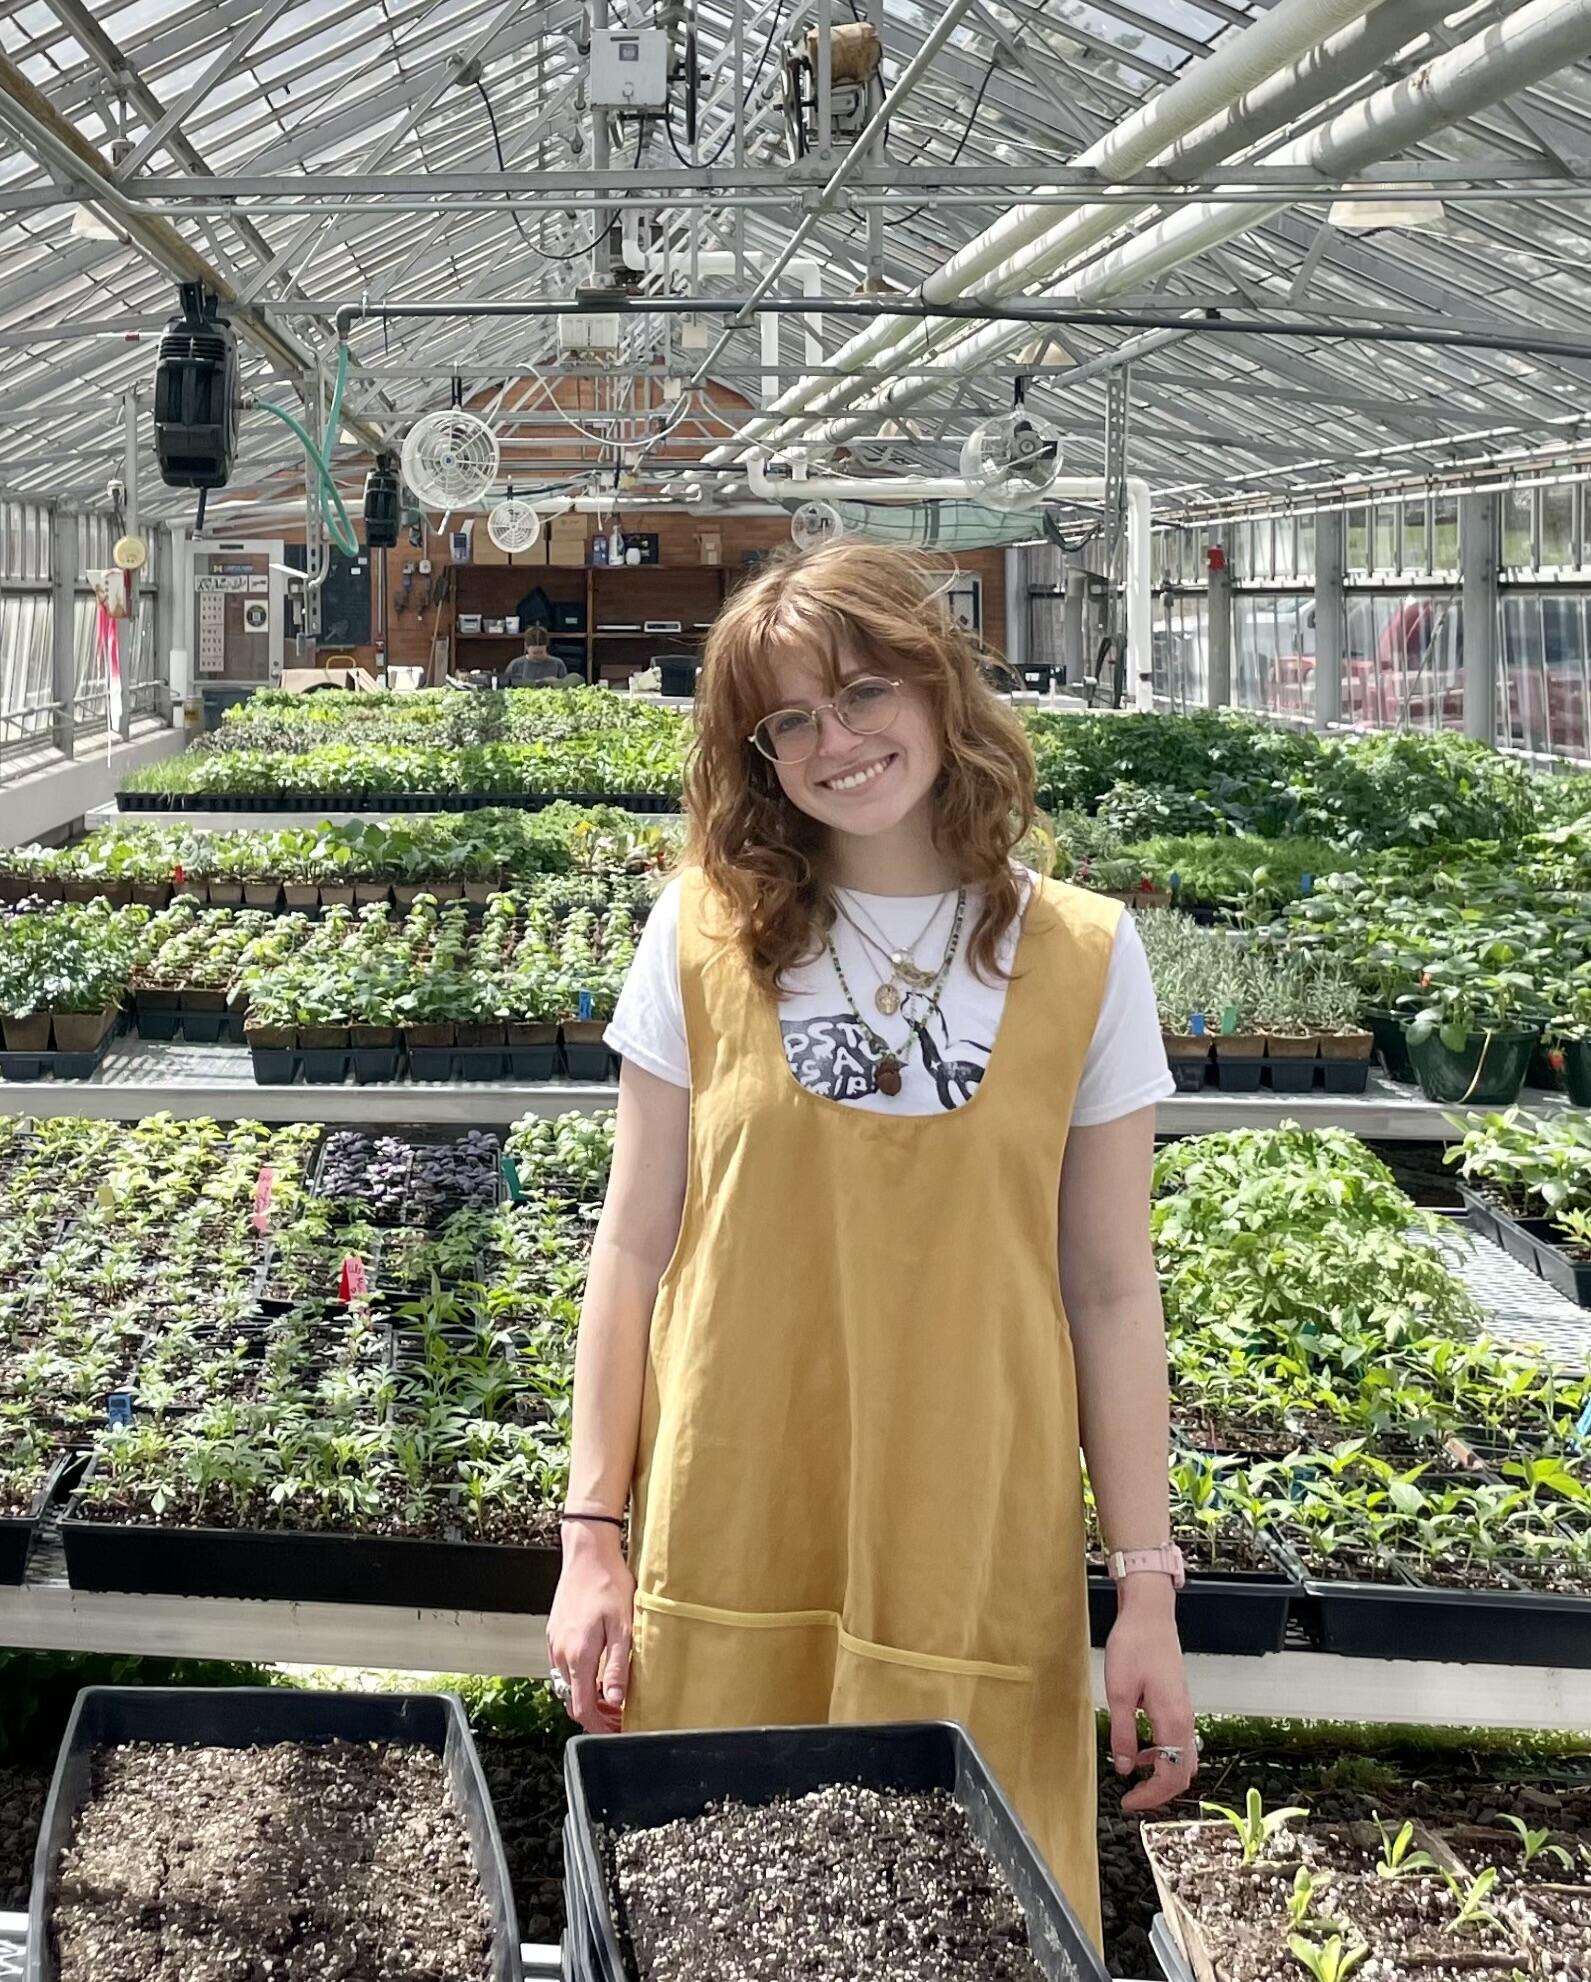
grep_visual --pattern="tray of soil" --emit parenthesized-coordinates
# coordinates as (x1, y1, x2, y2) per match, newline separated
(27, 1686, 521, 1982)
(59, 1464, 562, 1613)
(1142, 1817, 1494, 1982)
(565, 1720, 1109, 1982)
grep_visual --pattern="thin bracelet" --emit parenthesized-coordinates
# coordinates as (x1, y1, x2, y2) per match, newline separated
(561, 1510, 626, 1528)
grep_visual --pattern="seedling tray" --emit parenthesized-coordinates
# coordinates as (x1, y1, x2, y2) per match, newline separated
(1294, 1569, 1591, 1667)
(26, 1687, 522, 1982)
(0, 1036, 114, 1083)
(1086, 1567, 1294, 1655)
(0, 1456, 71, 1585)
(564, 1720, 1108, 1982)
(1461, 1190, 1591, 1307)
(59, 1498, 561, 1613)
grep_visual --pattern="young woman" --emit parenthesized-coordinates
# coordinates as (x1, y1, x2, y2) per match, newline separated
(546, 540, 1195, 1942)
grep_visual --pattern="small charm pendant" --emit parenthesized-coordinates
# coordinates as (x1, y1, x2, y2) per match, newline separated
(874, 982, 902, 1017)
(876, 1057, 903, 1097)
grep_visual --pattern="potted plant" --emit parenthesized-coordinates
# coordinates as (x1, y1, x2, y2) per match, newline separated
(1405, 944, 1543, 1107)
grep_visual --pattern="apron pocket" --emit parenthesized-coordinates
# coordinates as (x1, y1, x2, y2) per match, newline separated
(630, 1591, 835, 1729)
(831, 1627, 1037, 1802)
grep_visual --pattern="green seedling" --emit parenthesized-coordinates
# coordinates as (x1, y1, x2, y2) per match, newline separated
(1287, 1933, 1366, 1982)
(1374, 1816, 1438, 1880)
(1444, 1865, 1502, 1934)
(1498, 1813, 1572, 1871)
(1201, 1787, 1309, 1866)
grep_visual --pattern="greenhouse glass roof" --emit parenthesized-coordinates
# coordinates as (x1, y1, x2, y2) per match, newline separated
(3, 0, 1591, 517)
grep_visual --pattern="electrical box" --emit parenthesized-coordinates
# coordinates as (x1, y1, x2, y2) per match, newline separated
(558, 313, 623, 360)
(589, 28, 669, 107)
(192, 541, 283, 682)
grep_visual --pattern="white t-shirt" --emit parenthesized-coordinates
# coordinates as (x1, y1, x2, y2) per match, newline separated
(606, 869, 1174, 1121)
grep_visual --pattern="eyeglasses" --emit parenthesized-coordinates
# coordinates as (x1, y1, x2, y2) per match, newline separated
(749, 675, 903, 764)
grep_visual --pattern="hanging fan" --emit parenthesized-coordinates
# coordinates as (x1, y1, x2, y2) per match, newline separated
(959, 408, 1063, 510)
(401, 409, 500, 510)
(487, 493, 544, 554)
(791, 500, 845, 551)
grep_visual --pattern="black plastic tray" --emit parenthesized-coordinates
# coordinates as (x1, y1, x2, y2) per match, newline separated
(26, 1687, 522, 1982)
(0, 1456, 70, 1585)
(0, 1036, 113, 1082)
(60, 1504, 560, 1613)
(1086, 1568, 1294, 1655)
(1297, 1574, 1591, 1667)
(564, 1720, 1108, 1982)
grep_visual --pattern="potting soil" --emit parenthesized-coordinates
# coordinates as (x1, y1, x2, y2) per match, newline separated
(51, 1738, 495, 1982)
(609, 1783, 1046, 1982)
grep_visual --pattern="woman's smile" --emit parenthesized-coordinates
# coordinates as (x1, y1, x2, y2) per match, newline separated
(817, 750, 899, 794)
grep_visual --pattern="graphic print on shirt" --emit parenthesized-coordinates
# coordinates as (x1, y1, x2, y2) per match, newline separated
(781, 998, 993, 1109)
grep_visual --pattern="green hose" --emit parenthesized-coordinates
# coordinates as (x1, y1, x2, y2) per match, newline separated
(257, 343, 360, 557)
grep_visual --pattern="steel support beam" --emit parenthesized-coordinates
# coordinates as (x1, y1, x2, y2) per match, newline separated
(1313, 508, 1345, 731)
(0, 52, 386, 450)
(1462, 490, 1501, 744)
(50, 507, 76, 760)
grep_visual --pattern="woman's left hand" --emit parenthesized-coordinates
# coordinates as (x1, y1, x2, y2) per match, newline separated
(1103, 1578, 1198, 1812)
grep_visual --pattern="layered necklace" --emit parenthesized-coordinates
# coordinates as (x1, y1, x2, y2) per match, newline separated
(825, 888, 967, 1097)
(833, 887, 956, 1016)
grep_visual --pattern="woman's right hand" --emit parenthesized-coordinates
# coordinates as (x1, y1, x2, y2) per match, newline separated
(546, 1524, 636, 1732)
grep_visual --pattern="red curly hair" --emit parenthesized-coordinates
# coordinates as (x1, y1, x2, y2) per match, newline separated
(684, 539, 1036, 992)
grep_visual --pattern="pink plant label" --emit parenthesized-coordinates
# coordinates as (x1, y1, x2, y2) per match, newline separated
(252, 1166, 275, 1233)
(340, 1253, 368, 1301)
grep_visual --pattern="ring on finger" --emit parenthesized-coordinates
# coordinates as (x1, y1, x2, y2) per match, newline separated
(549, 1668, 572, 1706)
(1156, 1744, 1184, 1766)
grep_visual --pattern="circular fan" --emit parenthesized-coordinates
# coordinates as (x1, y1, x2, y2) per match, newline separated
(113, 534, 148, 572)
(487, 496, 543, 554)
(790, 500, 845, 551)
(959, 409, 1063, 510)
(400, 410, 500, 510)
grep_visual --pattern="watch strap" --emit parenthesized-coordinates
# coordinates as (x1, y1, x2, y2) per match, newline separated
(1108, 1543, 1186, 1591)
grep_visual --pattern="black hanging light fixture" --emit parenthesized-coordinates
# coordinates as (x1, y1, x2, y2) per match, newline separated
(152, 283, 240, 489)
(362, 451, 402, 548)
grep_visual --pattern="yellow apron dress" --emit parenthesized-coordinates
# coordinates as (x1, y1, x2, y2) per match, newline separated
(625, 867, 1121, 1946)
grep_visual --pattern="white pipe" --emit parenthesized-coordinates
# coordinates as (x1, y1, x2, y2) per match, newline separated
(785, 0, 1458, 438)
(703, 0, 1403, 468)
(622, 214, 822, 373)
(797, 0, 1591, 451)
(745, 453, 1154, 705)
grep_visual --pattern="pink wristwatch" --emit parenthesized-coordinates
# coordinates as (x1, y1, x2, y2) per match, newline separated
(1107, 1544, 1186, 1590)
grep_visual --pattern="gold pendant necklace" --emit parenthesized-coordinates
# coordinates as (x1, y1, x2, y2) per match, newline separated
(825, 892, 968, 1100)
(834, 891, 957, 1018)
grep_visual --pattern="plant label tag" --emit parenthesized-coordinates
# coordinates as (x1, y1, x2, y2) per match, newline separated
(106, 1390, 133, 1427)
(252, 1166, 275, 1234)
(1189, 1011, 1206, 1038)
(501, 1154, 523, 1204)
(1168, 870, 1180, 894)
(1577, 1398, 1591, 1444)
(173, 863, 186, 889)
(339, 1254, 368, 1301)
(578, 989, 594, 1021)
(1300, 871, 1313, 896)
(1220, 1005, 1241, 1036)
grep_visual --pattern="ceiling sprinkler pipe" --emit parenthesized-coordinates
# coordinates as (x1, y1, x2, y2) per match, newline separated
(701, 0, 1398, 468)
(745, 452, 1153, 708)
(785, 0, 1458, 433)
(792, 0, 1591, 454)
